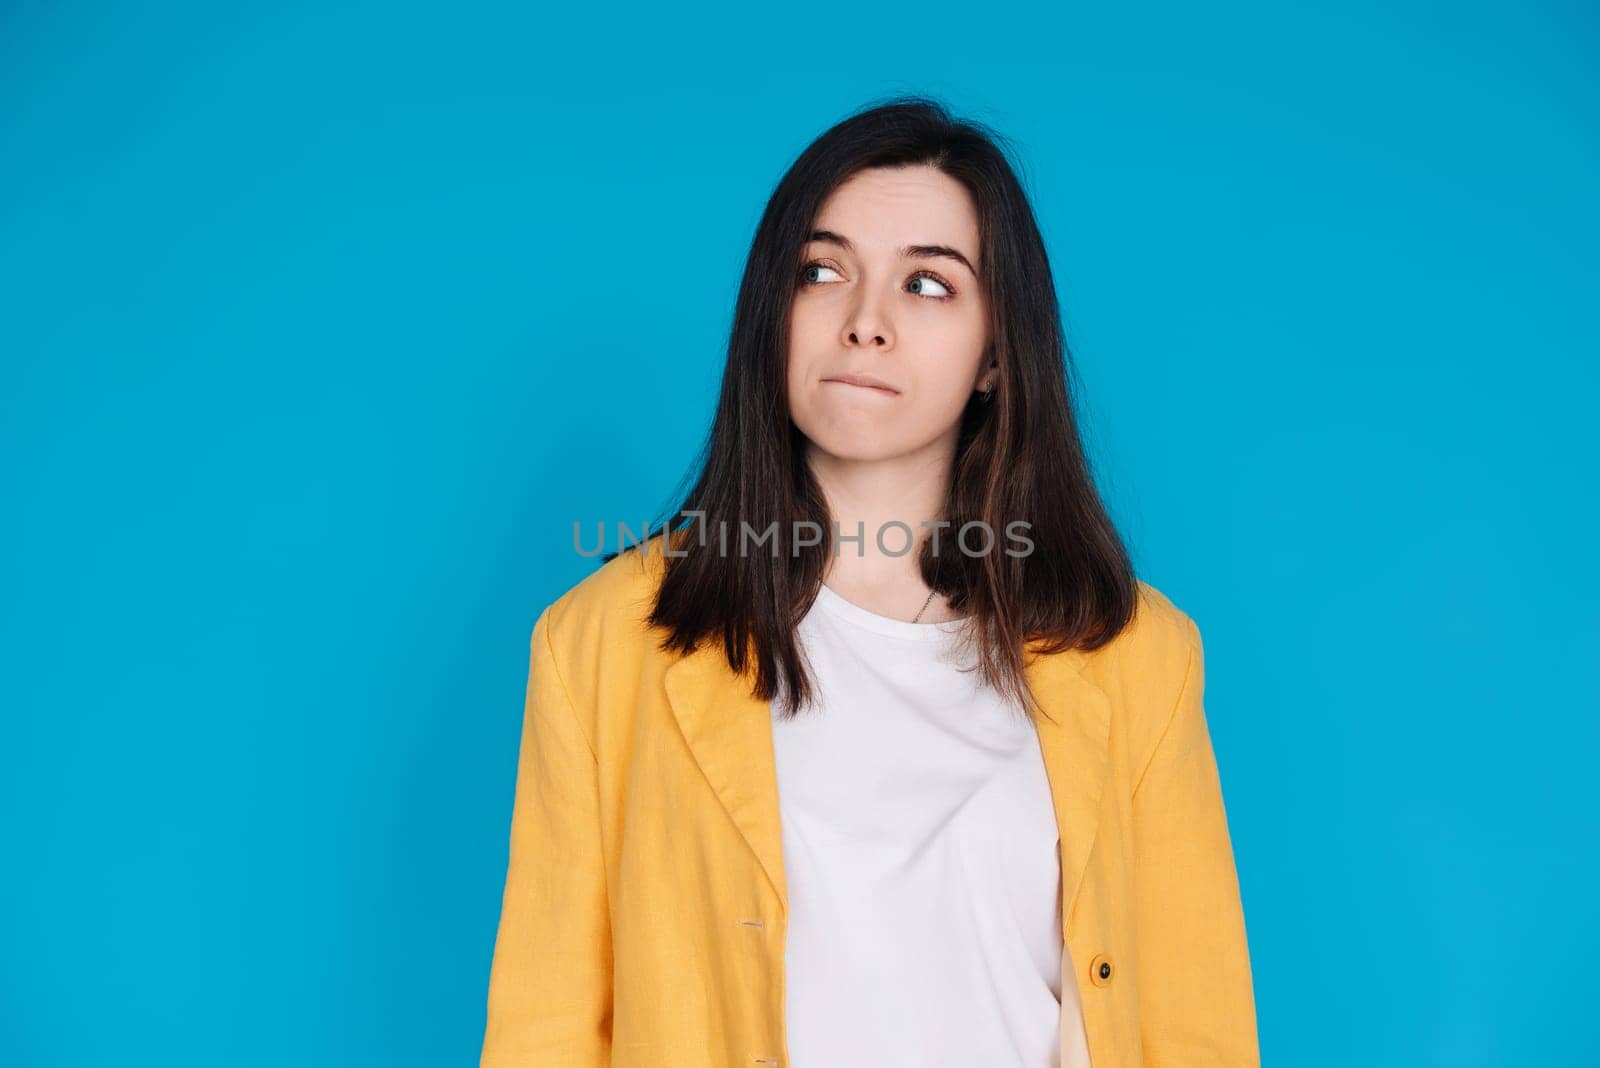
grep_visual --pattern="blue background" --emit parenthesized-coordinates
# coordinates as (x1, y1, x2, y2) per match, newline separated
(3, 2, 1595, 1064)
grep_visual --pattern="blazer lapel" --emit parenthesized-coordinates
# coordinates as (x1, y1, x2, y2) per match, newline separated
(663, 639, 790, 911)
(1022, 645, 1113, 942)
(663, 637, 1112, 942)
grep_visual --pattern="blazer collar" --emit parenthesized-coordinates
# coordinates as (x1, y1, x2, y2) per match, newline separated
(662, 636, 1112, 945)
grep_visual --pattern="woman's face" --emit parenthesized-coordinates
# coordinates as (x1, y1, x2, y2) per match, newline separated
(786, 164, 994, 464)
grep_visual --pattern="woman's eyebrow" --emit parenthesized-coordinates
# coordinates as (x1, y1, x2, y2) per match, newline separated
(807, 229, 977, 276)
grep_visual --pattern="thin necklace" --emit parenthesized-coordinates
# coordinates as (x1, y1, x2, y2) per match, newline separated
(910, 588, 937, 624)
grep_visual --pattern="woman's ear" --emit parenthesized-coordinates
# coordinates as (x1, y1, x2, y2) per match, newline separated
(979, 354, 999, 391)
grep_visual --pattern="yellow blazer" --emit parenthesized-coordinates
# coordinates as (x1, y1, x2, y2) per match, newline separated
(480, 539, 1260, 1067)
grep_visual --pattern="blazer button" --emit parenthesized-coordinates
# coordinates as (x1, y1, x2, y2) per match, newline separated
(1089, 953, 1114, 987)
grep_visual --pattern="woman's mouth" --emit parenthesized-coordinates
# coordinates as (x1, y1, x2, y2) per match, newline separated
(822, 373, 900, 396)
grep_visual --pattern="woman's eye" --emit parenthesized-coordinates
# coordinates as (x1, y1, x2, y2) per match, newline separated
(799, 262, 843, 285)
(908, 273, 952, 299)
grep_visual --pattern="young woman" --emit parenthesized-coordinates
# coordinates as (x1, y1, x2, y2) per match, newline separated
(480, 97, 1259, 1067)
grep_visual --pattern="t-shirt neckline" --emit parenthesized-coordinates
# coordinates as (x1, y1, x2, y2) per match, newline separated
(813, 582, 971, 642)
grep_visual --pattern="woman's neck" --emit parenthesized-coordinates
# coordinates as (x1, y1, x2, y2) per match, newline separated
(807, 440, 962, 622)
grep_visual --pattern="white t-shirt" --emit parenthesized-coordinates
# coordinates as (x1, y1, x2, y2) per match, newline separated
(770, 582, 1090, 1067)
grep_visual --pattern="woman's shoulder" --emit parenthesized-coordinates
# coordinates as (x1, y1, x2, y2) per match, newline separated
(1080, 578, 1209, 764)
(1096, 577, 1205, 683)
(535, 535, 669, 666)
(1065, 575, 1205, 707)
(1128, 578, 1204, 656)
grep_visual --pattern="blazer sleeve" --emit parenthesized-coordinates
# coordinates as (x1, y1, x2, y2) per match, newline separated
(1130, 618, 1260, 1066)
(480, 606, 613, 1066)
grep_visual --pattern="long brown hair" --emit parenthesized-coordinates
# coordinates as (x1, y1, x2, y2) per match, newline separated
(606, 95, 1136, 719)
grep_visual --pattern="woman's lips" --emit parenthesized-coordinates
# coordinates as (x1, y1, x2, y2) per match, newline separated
(822, 375, 899, 397)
